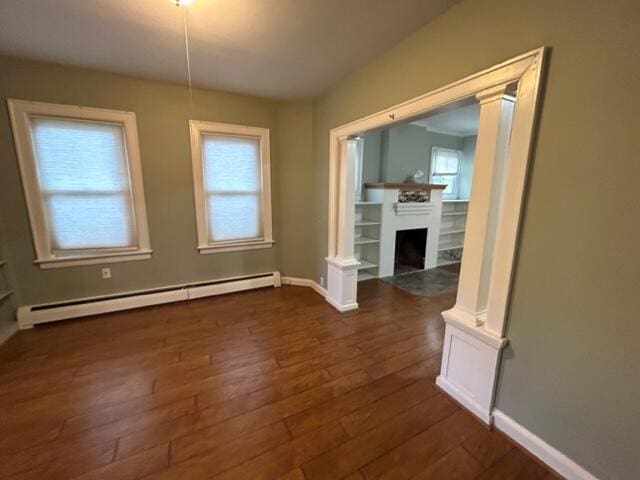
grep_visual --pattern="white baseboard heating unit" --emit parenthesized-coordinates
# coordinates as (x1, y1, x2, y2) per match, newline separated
(17, 271, 281, 330)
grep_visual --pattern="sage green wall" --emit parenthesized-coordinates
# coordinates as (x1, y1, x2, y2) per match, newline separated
(311, 0, 640, 478)
(275, 100, 315, 278)
(0, 55, 282, 305)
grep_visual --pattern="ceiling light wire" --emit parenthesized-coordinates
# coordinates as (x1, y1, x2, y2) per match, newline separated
(182, 7, 194, 111)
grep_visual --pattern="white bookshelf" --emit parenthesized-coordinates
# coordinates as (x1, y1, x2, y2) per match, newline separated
(437, 200, 468, 266)
(354, 202, 381, 282)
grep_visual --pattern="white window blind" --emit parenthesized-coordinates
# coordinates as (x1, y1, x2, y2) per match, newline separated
(431, 147, 462, 199)
(30, 117, 136, 251)
(202, 134, 263, 242)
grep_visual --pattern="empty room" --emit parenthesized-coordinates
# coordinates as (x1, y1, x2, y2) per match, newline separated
(0, 1, 637, 479)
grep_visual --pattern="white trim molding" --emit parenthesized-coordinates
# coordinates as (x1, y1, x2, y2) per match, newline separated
(189, 120, 274, 255)
(281, 276, 328, 298)
(17, 272, 281, 329)
(493, 410, 600, 480)
(326, 48, 547, 422)
(7, 99, 152, 269)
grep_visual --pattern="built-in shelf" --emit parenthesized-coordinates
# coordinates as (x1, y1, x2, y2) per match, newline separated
(354, 236, 380, 245)
(0, 290, 14, 303)
(355, 201, 382, 206)
(357, 271, 377, 281)
(438, 242, 464, 252)
(442, 211, 468, 217)
(440, 227, 466, 235)
(437, 258, 462, 267)
(355, 220, 381, 227)
(356, 260, 378, 270)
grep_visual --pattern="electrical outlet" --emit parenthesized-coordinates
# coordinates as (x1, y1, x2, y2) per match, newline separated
(320, 276, 324, 287)
(101, 267, 111, 279)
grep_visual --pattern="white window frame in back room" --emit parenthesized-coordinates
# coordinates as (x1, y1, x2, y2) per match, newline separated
(7, 99, 152, 269)
(189, 120, 273, 254)
(430, 147, 463, 199)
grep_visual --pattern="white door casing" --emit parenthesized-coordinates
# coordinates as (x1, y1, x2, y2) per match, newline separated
(325, 48, 546, 423)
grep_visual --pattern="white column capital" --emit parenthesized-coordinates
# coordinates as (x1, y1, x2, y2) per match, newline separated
(338, 136, 360, 145)
(476, 84, 514, 105)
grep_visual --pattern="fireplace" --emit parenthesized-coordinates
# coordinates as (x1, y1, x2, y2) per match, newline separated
(394, 228, 427, 274)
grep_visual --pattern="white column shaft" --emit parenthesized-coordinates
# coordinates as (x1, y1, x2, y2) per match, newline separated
(335, 138, 359, 261)
(455, 87, 515, 325)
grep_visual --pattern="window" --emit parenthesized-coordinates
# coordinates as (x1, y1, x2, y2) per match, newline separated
(189, 121, 273, 254)
(8, 100, 151, 268)
(430, 147, 462, 199)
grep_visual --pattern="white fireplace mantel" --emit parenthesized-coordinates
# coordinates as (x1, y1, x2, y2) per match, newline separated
(364, 184, 444, 277)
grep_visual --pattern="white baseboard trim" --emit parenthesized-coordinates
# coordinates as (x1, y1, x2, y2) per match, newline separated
(436, 375, 492, 425)
(17, 272, 281, 330)
(324, 295, 358, 312)
(492, 409, 599, 480)
(0, 321, 18, 346)
(281, 276, 358, 312)
(281, 276, 328, 298)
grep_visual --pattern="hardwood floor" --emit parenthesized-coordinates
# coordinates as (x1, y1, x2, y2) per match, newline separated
(0, 280, 560, 479)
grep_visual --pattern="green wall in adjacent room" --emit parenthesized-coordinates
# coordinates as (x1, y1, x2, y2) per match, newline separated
(0, 55, 285, 306)
(361, 124, 466, 186)
(310, 0, 639, 478)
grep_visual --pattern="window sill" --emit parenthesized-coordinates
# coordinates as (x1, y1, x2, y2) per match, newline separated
(198, 240, 274, 255)
(35, 250, 152, 269)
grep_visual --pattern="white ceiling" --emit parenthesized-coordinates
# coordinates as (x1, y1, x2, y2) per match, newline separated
(411, 103, 480, 137)
(0, 0, 459, 99)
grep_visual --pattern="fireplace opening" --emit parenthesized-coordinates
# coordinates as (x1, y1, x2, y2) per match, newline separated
(394, 228, 427, 275)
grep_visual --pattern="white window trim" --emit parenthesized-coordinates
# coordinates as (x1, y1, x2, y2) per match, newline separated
(430, 146, 462, 199)
(7, 99, 152, 269)
(189, 120, 274, 255)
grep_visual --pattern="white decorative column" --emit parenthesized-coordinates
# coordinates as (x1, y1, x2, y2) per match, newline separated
(448, 86, 515, 327)
(325, 137, 360, 312)
(437, 86, 516, 424)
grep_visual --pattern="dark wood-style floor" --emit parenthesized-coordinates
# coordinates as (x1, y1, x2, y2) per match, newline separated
(0, 280, 560, 479)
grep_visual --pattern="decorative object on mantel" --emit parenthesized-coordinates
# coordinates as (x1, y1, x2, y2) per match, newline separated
(398, 190, 429, 203)
(412, 170, 426, 184)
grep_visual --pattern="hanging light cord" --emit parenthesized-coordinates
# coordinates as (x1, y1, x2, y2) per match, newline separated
(182, 7, 194, 110)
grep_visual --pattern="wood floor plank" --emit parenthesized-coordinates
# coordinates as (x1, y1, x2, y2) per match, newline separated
(150, 422, 290, 479)
(472, 448, 561, 480)
(0, 439, 116, 478)
(411, 445, 484, 480)
(301, 393, 458, 480)
(285, 373, 416, 438)
(359, 409, 483, 479)
(72, 443, 170, 480)
(339, 379, 438, 437)
(461, 426, 514, 469)
(212, 421, 349, 480)
(0, 282, 561, 480)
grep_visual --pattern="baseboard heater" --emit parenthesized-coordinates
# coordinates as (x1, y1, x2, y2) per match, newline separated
(17, 271, 281, 330)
